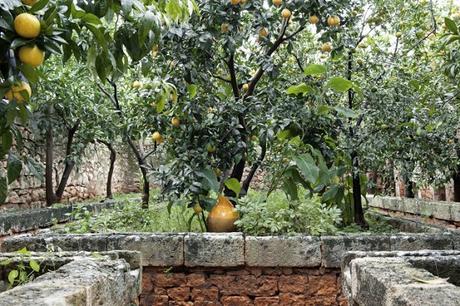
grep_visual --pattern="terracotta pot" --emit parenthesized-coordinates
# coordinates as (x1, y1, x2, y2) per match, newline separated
(207, 195, 239, 232)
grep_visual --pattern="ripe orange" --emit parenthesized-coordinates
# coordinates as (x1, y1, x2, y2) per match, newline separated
(259, 27, 268, 38)
(171, 117, 180, 127)
(327, 15, 340, 27)
(321, 42, 332, 53)
(14, 13, 41, 38)
(309, 15, 319, 24)
(242, 83, 249, 91)
(281, 9, 291, 19)
(22, 0, 37, 5)
(152, 132, 163, 144)
(18, 45, 45, 67)
(5, 81, 32, 102)
(230, 0, 240, 5)
(272, 0, 282, 6)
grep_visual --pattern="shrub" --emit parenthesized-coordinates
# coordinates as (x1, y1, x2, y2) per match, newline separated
(235, 190, 342, 236)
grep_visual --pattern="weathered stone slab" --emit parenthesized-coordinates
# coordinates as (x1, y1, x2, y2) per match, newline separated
(184, 233, 244, 267)
(430, 201, 452, 221)
(321, 235, 391, 268)
(245, 235, 321, 267)
(452, 204, 460, 222)
(403, 198, 420, 215)
(107, 233, 184, 266)
(390, 233, 454, 251)
(0, 258, 140, 306)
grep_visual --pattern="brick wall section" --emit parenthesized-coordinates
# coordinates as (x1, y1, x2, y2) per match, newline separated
(140, 267, 346, 306)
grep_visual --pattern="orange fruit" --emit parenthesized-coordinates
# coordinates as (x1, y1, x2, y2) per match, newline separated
(171, 117, 180, 127)
(327, 15, 340, 27)
(309, 15, 319, 24)
(18, 45, 45, 67)
(281, 9, 291, 19)
(259, 27, 268, 38)
(321, 42, 332, 52)
(272, 0, 282, 6)
(5, 81, 32, 102)
(14, 13, 41, 38)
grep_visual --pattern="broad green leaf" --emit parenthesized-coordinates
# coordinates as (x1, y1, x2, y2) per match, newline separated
(29, 260, 40, 272)
(30, 0, 49, 13)
(224, 178, 241, 196)
(286, 83, 312, 95)
(283, 177, 298, 200)
(322, 185, 339, 202)
(7, 154, 22, 184)
(17, 247, 30, 255)
(334, 106, 358, 118)
(445, 17, 458, 35)
(304, 64, 326, 76)
(327, 77, 353, 92)
(294, 154, 319, 183)
(8, 270, 18, 285)
(187, 84, 197, 98)
(197, 168, 219, 192)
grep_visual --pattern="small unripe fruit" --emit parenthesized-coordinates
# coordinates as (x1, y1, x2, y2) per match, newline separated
(207, 144, 216, 153)
(395, 32, 402, 38)
(132, 81, 142, 89)
(193, 203, 203, 214)
(259, 27, 268, 38)
(171, 117, 180, 127)
(309, 15, 319, 24)
(327, 15, 340, 27)
(321, 42, 332, 53)
(281, 8, 291, 19)
(221, 23, 230, 33)
(152, 132, 163, 144)
(242, 83, 249, 91)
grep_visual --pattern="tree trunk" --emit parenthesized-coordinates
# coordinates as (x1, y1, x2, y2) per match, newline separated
(351, 152, 368, 228)
(98, 140, 116, 199)
(45, 117, 56, 206)
(453, 171, 460, 202)
(55, 121, 80, 201)
(224, 158, 246, 198)
(404, 178, 415, 198)
(140, 166, 150, 209)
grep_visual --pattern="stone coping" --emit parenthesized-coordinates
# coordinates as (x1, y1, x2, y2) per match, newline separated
(0, 251, 141, 306)
(1, 232, 459, 269)
(342, 250, 460, 305)
(369, 196, 460, 224)
(0, 199, 134, 236)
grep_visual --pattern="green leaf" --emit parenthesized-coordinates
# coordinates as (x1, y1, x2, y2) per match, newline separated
(29, 0, 49, 13)
(294, 154, 319, 184)
(81, 13, 102, 25)
(286, 83, 312, 95)
(322, 185, 339, 202)
(17, 247, 30, 255)
(283, 177, 298, 201)
(224, 178, 241, 196)
(8, 270, 18, 285)
(334, 106, 358, 118)
(304, 64, 326, 76)
(197, 168, 219, 192)
(187, 84, 197, 98)
(445, 17, 458, 35)
(29, 260, 40, 272)
(19, 64, 39, 84)
(7, 154, 22, 184)
(327, 77, 353, 92)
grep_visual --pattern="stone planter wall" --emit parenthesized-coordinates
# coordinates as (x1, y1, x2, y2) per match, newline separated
(1, 232, 460, 305)
(369, 196, 460, 230)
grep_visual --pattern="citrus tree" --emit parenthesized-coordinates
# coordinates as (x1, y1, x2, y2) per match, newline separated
(0, 0, 196, 204)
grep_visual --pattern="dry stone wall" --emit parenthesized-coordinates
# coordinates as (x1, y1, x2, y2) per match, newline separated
(3, 143, 140, 210)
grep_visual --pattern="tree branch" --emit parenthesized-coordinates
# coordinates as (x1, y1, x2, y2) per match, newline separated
(226, 52, 240, 99)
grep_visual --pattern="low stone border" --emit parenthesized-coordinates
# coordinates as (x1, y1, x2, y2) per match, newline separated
(369, 196, 460, 230)
(1, 232, 459, 269)
(342, 250, 460, 305)
(0, 199, 135, 236)
(0, 250, 141, 305)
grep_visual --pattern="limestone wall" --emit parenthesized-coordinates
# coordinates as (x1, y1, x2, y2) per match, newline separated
(3, 143, 140, 210)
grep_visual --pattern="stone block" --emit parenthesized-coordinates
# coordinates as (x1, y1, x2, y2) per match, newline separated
(403, 198, 420, 215)
(245, 235, 321, 267)
(390, 233, 454, 251)
(430, 201, 452, 221)
(184, 233, 244, 267)
(321, 235, 391, 268)
(368, 196, 383, 209)
(419, 200, 434, 218)
(451, 204, 460, 222)
(108, 233, 184, 266)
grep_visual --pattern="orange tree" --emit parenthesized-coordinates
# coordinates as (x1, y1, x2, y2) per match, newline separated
(143, 0, 362, 214)
(0, 0, 196, 203)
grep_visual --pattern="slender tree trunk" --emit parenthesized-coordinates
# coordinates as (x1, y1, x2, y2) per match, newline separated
(351, 151, 368, 228)
(45, 116, 56, 206)
(453, 171, 460, 202)
(55, 121, 80, 201)
(404, 178, 415, 198)
(97, 140, 116, 199)
(126, 137, 150, 208)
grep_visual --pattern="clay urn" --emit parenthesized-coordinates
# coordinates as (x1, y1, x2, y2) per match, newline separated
(207, 195, 239, 232)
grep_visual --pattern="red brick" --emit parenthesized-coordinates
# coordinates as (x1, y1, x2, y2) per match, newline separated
(153, 273, 186, 287)
(279, 275, 308, 293)
(250, 268, 262, 277)
(154, 288, 167, 295)
(186, 273, 206, 287)
(227, 269, 250, 276)
(254, 296, 280, 306)
(167, 287, 190, 301)
(194, 302, 221, 306)
(221, 275, 257, 295)
(191, 286, 219, 302)
(142, 273, 154, 292)
(209, 275, 236, 289)
(279, 293, 305, 305)
(141, 294, 169, 306)
(249, 276, 278, 296)
(308, 274, 337, 297)
(221, 296, 252, 306)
